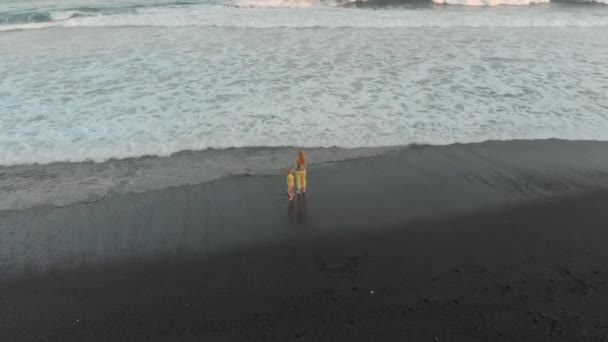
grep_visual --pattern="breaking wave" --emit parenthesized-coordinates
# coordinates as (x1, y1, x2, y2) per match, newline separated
(1, 0, 607, 32)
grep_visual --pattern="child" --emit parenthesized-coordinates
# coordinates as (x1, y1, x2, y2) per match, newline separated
(286, 168, 295, 201)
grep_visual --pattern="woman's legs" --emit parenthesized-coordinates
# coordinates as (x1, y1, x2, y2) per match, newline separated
(296, 170, 307, 193)
(295, 171, 302, 193)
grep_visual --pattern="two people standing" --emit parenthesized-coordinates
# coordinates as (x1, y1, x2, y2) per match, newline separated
(286, 149, 307, 201)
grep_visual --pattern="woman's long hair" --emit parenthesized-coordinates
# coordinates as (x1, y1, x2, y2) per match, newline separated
(297, 150, 306, 168)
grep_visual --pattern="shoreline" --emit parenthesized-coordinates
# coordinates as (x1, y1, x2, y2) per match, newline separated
(0, 145, 399, 212)
(1, 139, 608, 212)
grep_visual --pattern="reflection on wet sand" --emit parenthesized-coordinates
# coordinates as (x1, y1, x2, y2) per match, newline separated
(288, 194, 307, 225)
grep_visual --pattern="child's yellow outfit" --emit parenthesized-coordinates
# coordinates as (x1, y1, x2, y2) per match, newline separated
(287, 173, 294, 188)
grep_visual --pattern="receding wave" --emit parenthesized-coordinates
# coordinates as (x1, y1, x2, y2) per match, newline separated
(1, 140, 608, 214)
(0, 145, 401, 211)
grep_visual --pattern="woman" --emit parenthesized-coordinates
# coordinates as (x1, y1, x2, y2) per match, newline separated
(294, 149, 307, 194)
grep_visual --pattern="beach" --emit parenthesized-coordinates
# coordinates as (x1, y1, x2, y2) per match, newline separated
(1, 140, 608, 341)
(2, 0, 608, 340)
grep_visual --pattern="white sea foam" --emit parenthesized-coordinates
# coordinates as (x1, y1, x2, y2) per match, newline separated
(1, 22, 607, 166)
(432, 0, 548, 5)
(232, 0, 321, 7)
(0, 21, 59, 31)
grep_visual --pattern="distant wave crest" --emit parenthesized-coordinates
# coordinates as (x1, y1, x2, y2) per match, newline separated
(230, 0, 605, 6)
(432, 0, 549, 5)
(1, 0, 607, 32)
(1, 1, 608, 32)
(0, 1, 200, 28)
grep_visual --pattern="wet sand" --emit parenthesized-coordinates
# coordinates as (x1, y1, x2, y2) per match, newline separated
(1, 140, 608, 341)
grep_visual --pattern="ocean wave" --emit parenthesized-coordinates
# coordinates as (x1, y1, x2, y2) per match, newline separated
(1, 3, 608, 32)
(49, 10, 95, 21)
(231, 0, 606, 7)
(432, 0, 549, 5)
(0, 0, 607, 32)
(0, 8, 104, 25)
(231, 0, 322, 8)
(0, 1, 202, 26)
(1, 14, 608, 167)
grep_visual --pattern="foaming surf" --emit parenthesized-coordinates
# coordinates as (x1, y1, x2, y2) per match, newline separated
(2, 21, 608, 166)
(1, 0, 607, 168)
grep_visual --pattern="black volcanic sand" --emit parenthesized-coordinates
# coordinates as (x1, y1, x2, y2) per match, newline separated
(1, 140, 608, 341)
